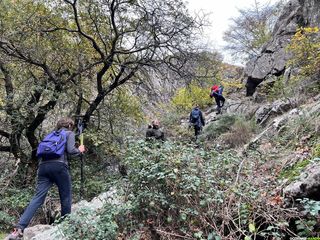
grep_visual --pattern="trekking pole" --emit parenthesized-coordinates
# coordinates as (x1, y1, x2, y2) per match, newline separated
(77, 120, 84, 200)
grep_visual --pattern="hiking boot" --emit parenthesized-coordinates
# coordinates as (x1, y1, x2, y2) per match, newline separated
(6, 228, 23, 240)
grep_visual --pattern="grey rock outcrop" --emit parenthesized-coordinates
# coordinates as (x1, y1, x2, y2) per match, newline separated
(255, 98, 297, 124)
(284, 162, 320, 200)
(244, 0, 320, 96)
(21, 188, 120, 240)
(23, 225, 62, 240)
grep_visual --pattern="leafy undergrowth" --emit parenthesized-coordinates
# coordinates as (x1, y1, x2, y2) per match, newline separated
(0, 232, 6, 239)
(58, 140, 308, 240)
(276, 106, 319, 182)
(279, 158, 311, 182)
(57, 100, 320, 240)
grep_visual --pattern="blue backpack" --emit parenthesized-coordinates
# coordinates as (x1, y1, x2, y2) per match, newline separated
(36, 130, 67, 159)
(191, 108, 200, 124)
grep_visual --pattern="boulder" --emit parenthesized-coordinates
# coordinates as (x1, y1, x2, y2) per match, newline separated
(255, 104, 272, 123)
(23, 225, 63, 240)
(284, 162, 320, 201)
(271, 99, 296, 113)
(255, 98, 296, 124)
(72, 188, 119, 212)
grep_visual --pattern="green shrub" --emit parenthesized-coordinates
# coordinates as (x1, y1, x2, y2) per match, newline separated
(119, 140, 297, 239)
(200, 114, 237, 141)
(279, 159, 311, 182)
(58, 206, 119, 240)
(0, 188, 33, 231)
(220, 118, 256, 148)
(312, 144, 320, 158)
(294, 198, 320, 237)
(121, 140, 242, 238)
(0, 188, 33, 212)
(57, 186, 138, 240)
(172, 83, 212, 112)
(0, 211, 15, 231)
(287, 27, 320, 78)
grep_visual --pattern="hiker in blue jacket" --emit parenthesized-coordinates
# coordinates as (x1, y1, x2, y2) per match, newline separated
(7, 117, 85, 240)
(189, 106, 205, 140)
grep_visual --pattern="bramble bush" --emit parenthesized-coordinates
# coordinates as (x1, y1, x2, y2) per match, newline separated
(121, 140, 302, 239)
(0, 188, 33, 231)
(57, 203, 132, 240)
(59, 139, 308, 239)
(122, 140, 245, 239)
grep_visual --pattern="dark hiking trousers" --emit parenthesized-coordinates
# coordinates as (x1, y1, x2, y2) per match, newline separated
(17, 162, 72, 230)
(194, 125, 202, 139)
(212, 92, 225, 112)
(213, 94, 225, 108)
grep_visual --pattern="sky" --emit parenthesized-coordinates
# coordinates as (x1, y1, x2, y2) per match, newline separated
(184, 0, 280, 64)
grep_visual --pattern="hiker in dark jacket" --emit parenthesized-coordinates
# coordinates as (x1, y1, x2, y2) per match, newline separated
(189, 106, 205, 139)
(7, 117, 85, 240)
(146, 119, 165, 141)
(210, 84, 225, 114)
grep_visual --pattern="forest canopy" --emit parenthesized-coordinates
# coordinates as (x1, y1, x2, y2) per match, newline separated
(0, 0, 206, 169)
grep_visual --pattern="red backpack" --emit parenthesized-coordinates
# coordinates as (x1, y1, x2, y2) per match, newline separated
(210, 85, 219, 97)
(211, 85, 219, 92)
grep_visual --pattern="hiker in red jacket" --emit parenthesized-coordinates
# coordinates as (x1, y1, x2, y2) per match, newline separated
(210, 84, 225, 114)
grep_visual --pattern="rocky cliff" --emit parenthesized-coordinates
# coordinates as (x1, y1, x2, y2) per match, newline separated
(244, 0, 320, 96)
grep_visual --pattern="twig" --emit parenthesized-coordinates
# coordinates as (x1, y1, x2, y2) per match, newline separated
(0, 158, 21, 194)
(234, 158, 245, 185)
(155, 229, 193, 239)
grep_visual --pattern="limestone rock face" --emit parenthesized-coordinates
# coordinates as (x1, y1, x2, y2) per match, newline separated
(244, 0, 320, 96)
